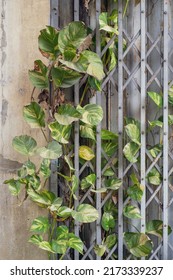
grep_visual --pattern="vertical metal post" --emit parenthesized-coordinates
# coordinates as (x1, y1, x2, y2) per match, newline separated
(95, 0, 102, 260)
(118, 0, 124, 260)
(163, 0, 169, 260)
(140, 0, 146, 236)
(74, 0, 80, 260)
(49, 0, 59, 197)
(50, 0, 59, 28)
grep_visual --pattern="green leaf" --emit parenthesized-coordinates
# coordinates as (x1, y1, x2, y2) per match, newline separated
(148, 120, 163, 128)
(149, 144, 162, 158)
(123, 205, 141, 219)
(101, 212, 115, 231)
(64, 155, 75, 171)
(102, 141, 118, 157)
(28, 234, 43, 245)
(101, 129, 118, 140)
(49, 197, 63, 212)
(81, 174, 96, 190)
(104, 178, 122, 190)
(99, 12, 118, 34)
(80, 125, 96, 141)
(23, 102, 45, 128)
(23, 160, 36, 175)
(77, 104, 103, 126)
(60, 50, 105, 81)
(12, 135, 37, 156)
(58, 21, 88, 53)
(88, 76, 101, 91)
(146, 220, 172, 238)
(127, 184, 144, 202)
(168, 89, 173, 105)
(51, 67, 82, 88)
(105, 234, 117, 249)
(168, 115, 173, 125)
(27, 188, 56, 206)
(104, 199, 118, 218)
(51, 239, 67, 254)
(72, 204, 99, 223)
(68, 233, 83, 254)
(27, 175, 41, 190)
(123, 142, 140, 163)
(57, 206, 72, 218)
(38, 141, 62, 159)
(91, 187, 107, 193)
(124, 232, 153, 258)
(55, 104, 81, 125)
(148, 91, 163, 108)
(49, 122, 72, 144)
(57, 225, 69, 238)
(94, 244, 106, 257)
(29, 60, 48, 89)
(4, 179, 21, 196)
(71, 175, 79, 194)
(39, 241, 55, 253)
(125, 124, 140, 145)
(30, 217, 50, 234)
(38, 26, 59, 59)
(40, 159, 51, 178)
(79, 145, 95, 161)
(147, 168, 162, 185)
(125, 117, 140, 128)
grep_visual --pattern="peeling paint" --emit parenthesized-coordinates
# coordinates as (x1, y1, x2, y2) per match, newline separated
(0, 154, 22, 173)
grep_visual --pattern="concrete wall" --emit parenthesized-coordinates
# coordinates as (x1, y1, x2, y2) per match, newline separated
(0, 0, 50, 259)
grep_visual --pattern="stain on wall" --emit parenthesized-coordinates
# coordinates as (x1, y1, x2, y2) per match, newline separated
(0, 0, 50, 259)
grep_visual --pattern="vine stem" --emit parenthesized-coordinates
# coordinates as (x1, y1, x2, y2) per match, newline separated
(123, 0, 129, 18)
(59, 250, 67, 260)
(41, 128, 48, 143)
(79, 81, 88, 106)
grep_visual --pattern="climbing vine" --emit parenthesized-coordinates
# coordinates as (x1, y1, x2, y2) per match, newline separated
(4, 7, 172, 259)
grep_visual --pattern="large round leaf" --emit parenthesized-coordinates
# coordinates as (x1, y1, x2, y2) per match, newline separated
(12, 135, 37, 156)
(101, 212, 115, 231)
(125, 124, 140, 145)
(72, 204, 99, 223)
(38, 141, 62, 159)
(58, 21, 87, 53)
(79, 145, 95, 161)
(55, 104, 81, 125)
(51, 66, 81, 88)
(123, 205, 141, 219)
(23, 102, 45, 128)
(60, 50, 105, 81)
(123, 142, 140, 163)
(48, 122, 72, 144)
(38, 26, 59, 59)
(146, 220, 172, 238)
(124, 232, 153, 258)
(77, 104, 103, 126)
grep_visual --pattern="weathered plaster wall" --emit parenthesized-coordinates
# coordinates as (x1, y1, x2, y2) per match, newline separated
(0, 0, 49, 259)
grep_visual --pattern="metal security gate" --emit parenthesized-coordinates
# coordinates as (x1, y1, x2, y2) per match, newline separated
(50, 0, 173, 260)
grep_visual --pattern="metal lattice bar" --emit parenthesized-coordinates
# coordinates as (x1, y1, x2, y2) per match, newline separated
(118, 0, 124, 260)
(74, 0, 80, 260)
(163, 0, 169, 260)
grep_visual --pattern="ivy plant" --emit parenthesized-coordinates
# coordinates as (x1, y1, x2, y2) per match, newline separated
(4, 13, 172, 260)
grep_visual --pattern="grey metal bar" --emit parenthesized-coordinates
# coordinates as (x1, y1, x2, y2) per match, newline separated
(163, 0, 169, 260)
(50, 0, 59, 28)
(118, 0, 124, 260)
(74, 0, 80, 260)
(95, 0, 102, 260)
(140, 0, 146, 237)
